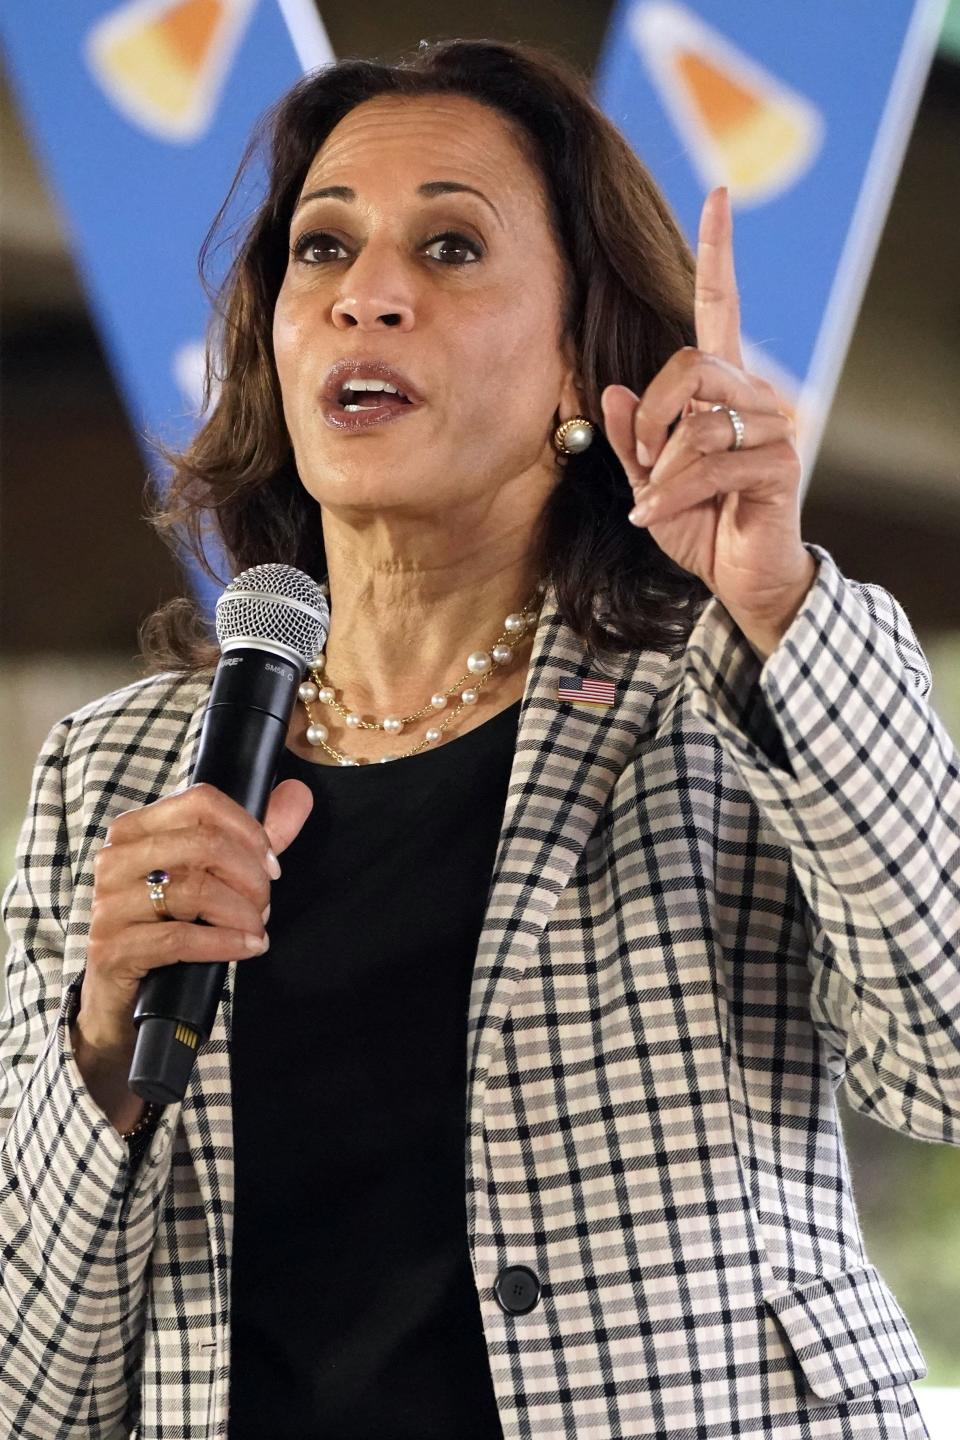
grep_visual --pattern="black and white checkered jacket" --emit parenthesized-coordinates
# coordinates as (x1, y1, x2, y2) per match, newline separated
(2, 545, 958, 1439)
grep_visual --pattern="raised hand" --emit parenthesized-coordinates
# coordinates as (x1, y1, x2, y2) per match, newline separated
(601, 186, 816, 659)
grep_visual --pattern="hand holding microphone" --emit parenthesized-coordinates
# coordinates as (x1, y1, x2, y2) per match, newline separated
(72, 565, 329, 1121)
(74, 780, 312, 1132)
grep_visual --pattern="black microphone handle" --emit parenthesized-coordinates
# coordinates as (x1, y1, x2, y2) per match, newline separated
(128, 648, 302, 1105)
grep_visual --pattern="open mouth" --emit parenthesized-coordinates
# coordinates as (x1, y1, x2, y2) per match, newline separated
(320, 362, 423, 431)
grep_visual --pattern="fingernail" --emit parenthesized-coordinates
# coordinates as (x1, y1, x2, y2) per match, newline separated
(265, 850, 281, 880)
(245, 933, 269, 953)
(635, 439, 652, 467)
(261, 904, 271, 924)
(629, 500, 652, 525)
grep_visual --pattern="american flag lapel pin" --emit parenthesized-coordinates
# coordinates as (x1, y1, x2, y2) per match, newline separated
(557, 674, 617, 710)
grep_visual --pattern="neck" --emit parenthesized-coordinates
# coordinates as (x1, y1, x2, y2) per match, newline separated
(317, 512, 543, 717)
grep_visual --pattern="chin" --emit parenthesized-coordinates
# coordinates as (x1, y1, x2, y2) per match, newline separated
(308, 472, 456, 517)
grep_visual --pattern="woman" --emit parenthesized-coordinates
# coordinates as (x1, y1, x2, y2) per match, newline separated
(1, 37, 956, 1440)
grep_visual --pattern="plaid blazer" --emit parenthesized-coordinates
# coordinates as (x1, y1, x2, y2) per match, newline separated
(2, 544, 958, 1440)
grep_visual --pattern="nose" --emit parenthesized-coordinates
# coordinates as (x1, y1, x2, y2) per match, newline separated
(331, 247, 416, 332)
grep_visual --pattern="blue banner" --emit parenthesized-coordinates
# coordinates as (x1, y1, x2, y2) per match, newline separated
(596, 0, 946, 480)
(1, 0, 332, 608)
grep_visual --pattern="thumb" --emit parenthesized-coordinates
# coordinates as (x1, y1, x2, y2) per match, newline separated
(262, 778, 314, 857)
(600, 384, 648, 495)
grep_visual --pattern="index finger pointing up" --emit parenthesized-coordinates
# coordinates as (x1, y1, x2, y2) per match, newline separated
(695, 187, 744, 370)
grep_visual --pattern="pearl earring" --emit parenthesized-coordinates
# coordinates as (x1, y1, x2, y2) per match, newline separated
(554, 416, 595, 455)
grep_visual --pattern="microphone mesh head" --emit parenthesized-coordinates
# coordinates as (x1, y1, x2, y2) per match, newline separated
(215, 564, 329, 667)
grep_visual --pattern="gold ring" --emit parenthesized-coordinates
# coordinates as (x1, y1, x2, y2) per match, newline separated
(145, 869, 173, 921)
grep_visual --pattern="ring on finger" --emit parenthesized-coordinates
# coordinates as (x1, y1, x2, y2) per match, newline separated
(710, 403, 745, 451)
(145, 868, 173, 921)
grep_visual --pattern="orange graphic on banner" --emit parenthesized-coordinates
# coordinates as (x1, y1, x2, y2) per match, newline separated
(159, 0, 223, 70)
(85, 0, 257, 143)
(675, 50, 761, 133)
(630, 2, 823, 207)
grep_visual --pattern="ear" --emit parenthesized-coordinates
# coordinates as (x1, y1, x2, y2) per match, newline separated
(556, 341, 588, 422)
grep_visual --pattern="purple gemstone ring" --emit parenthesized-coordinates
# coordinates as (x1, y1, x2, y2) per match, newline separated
(145, 869, 173, 921)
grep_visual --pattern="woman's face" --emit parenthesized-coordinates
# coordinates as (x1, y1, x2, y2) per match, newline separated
(272, 94, 580, 523)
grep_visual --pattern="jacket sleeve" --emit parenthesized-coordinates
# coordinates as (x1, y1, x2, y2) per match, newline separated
(0, 717, 180, 1437)
(683, 543, 960, 1144)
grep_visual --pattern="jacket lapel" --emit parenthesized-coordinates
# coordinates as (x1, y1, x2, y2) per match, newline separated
(465, 597, 676, 1134)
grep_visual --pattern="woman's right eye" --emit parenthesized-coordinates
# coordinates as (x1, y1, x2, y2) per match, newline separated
(291, 232, 347, 264)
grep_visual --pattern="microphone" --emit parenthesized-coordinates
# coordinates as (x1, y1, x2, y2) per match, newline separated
(128, 564, 329, 1105)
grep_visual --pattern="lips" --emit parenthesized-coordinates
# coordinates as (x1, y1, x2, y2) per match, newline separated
(320, 358, 424, 433)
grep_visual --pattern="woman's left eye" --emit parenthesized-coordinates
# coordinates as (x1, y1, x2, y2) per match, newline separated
(423, 232, 483, 265)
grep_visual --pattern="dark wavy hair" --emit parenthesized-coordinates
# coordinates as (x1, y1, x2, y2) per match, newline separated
(141, 37, 709, 672)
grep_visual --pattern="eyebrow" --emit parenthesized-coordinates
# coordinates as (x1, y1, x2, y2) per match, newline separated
(293, 179, 503, 225)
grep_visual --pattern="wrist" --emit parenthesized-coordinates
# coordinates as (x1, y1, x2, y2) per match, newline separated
(70, 1008, 143, 1134)
(68, 973, 137, 1060)
(70, 1011, 134, 1072)
(724, 553, 818, 662)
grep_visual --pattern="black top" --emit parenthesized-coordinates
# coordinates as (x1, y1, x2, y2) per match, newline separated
(227, 702, 520, 1439)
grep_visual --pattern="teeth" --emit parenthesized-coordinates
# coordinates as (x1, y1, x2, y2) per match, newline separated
(338, 376, 408, 399)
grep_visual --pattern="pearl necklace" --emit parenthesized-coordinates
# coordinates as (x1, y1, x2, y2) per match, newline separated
(298, 587, 543, 766)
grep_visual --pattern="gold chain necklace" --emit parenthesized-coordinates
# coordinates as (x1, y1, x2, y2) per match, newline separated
(299, 589, 543, 766)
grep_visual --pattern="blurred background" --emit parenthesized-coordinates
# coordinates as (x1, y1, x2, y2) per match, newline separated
(2, 0, 958, 1420)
